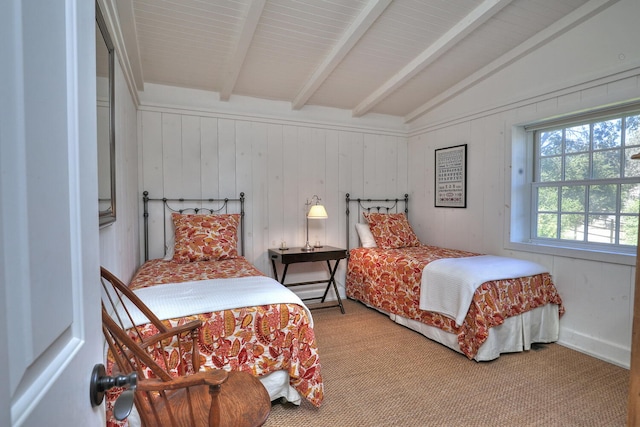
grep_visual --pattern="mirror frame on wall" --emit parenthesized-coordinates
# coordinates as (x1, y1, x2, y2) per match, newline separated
(96, 1, 116, 227)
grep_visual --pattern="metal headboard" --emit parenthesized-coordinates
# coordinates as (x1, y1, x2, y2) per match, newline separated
(142, 191, 245, 261)
(345, 193, 409, 250)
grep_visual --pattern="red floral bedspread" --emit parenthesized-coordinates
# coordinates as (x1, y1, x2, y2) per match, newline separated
(128, 257, 264, 289)
(106, 258, 324, 426)
(346, 246, 564, 359)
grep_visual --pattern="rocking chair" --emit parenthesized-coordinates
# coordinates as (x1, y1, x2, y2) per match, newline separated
(100, 266, 270, 427)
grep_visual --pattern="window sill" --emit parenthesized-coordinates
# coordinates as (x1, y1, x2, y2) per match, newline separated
(506, 240, 637, 266)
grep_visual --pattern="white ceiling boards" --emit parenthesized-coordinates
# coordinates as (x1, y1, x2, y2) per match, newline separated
(116, 0, 613, 122)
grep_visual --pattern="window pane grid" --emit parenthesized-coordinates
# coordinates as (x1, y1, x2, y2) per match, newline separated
(533, 112, 640, 250)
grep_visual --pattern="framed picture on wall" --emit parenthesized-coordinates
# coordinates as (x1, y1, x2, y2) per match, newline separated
(435, 144, 467, 208)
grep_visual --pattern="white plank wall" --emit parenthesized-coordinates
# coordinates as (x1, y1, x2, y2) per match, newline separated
(139, 108, 408, 299)
(407, 0, 640, 368)
(99, 55, 140, 284)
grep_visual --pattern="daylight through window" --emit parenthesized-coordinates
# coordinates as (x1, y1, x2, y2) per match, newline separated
(532, 110, 640, 251)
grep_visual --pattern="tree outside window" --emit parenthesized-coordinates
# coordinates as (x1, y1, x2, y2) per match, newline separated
(533, 112, 640, 250)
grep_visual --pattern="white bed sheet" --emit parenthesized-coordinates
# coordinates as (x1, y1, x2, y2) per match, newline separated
(116, 276, 311, 329)
(420, 255, 549, 326)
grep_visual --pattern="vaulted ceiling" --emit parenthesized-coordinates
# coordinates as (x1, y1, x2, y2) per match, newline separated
(115, 0, 614, 123)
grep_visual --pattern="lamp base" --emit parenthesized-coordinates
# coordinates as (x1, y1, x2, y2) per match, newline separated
(301, 242, 314, 252)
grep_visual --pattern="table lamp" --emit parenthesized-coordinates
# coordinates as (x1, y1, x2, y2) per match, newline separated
(302, 195, 328, 251)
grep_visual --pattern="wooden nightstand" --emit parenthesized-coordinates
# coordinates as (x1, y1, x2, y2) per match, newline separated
(269, 246, 346, 314)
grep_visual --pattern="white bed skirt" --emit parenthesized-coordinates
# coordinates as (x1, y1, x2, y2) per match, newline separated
(260, 370, 301, 405)
(382, 304, 559, 361)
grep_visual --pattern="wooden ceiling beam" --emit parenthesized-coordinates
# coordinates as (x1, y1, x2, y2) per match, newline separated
(352, 0, 513, 118)
(220, 0, 266, 102)
(404, 0, 621, 123)
(291, 0, 392, 110)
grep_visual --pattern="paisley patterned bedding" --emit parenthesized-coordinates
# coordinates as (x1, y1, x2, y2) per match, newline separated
(128, 257, 264, 289)
(106, 257, 324, 427)
(346, 246, 564, 359)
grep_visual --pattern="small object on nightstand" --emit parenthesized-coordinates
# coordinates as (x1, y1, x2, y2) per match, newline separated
(280, 241, 288, 250)
(314, 240, 322, 248)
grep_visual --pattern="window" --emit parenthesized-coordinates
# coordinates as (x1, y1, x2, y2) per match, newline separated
(531, 111, 640, 253)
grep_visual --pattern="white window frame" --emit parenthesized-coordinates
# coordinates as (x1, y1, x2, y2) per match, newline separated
(508, 103, 640, 266)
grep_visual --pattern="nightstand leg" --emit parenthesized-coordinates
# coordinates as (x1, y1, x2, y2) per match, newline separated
(321, 259, 344, 314)
(270, 259, 289, 284)
(280, 264, 289, 284)
(270, 258, 279, 283)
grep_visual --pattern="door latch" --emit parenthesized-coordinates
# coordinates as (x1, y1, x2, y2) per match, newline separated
(90, 363, 137, 420)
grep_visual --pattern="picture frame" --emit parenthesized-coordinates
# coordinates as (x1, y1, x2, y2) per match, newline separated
(435, 144, 467, 208)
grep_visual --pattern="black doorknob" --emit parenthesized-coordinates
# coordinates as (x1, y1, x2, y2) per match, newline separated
(89, 363, 137, 420)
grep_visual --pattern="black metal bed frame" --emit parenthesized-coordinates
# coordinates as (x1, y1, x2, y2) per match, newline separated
(142, 191, 245, 261)
(345, 193, 409, 250)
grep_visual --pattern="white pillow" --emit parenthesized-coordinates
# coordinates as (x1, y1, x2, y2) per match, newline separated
(355, 223, 377, 248)
(163, 235, 175, 261)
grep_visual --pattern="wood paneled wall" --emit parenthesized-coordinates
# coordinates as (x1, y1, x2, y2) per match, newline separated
(99, 55, 140, 284)
(139, 108, 407, 295)
(406, 0, 640, 368)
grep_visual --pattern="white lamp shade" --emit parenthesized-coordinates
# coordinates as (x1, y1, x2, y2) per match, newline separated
(307, 204, 328, 219)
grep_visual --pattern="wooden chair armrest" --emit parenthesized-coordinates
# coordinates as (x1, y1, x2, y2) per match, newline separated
(140, 320, 203, 348)
(136, 370, 228, 392)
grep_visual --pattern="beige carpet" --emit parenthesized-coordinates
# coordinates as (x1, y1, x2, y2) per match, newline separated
(265, 299, 629, 427)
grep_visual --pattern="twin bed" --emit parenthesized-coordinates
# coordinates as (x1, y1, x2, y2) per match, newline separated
(104, 193, 323, 427)
(345, 194, 564, 361)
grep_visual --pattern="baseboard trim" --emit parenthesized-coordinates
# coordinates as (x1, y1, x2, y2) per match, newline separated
(558, 328, 630, 369)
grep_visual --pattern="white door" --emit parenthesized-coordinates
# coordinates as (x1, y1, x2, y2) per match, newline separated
(0, 1, 104, 426)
